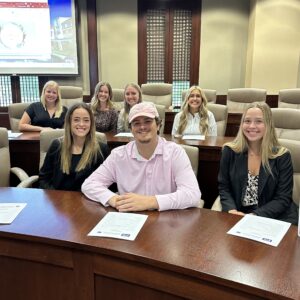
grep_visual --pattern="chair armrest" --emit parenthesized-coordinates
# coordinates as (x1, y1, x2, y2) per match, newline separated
(17, 175, 39, 188)
(11, 167, 39, 188)
(211, 196, 222, 211)
(198, 199, 205, 208)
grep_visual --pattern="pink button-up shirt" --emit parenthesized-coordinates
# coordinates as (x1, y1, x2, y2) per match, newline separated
(82, 137, 201, 211)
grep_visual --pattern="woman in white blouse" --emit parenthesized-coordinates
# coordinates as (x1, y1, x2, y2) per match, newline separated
(172, 86, 217, 137)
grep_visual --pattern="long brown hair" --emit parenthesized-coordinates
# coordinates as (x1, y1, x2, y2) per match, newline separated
(61, 102, 101, 174)
(90, 81, 113, 113)
(177, 86, 209, 135)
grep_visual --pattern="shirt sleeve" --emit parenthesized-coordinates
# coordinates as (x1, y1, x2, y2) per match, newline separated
(39, 139, 61, 189)
(254, 152, 294, 218)
(171, 112, 180, 136)
(81, 151, 118, 206)
(111, 109, 118, 132)
(218, 146, 238, 211)
(155, 145, 201, 211)
(25, 102, 37, 120)
(208, 111, 217, 136)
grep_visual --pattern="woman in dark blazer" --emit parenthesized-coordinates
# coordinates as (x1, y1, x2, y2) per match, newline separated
(39, 102, 109, 191)
(218, 102, 298, 225)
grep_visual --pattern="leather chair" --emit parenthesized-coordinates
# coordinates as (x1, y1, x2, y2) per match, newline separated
(8, 102, 30, 132)
(272, 108, 300, 141)
(279, 139, 300, 205)
(181, 89, 217, 103)
(141, 83, 172, 108)
(227, 88, 267, 113)
(111, 88, 125, 112)
(278, 89, 300, 109)
(207, 103, 228, 136)
(60, 86, 83, 108)
(0, 127, 37, 187)
(180, 144, 204, 208)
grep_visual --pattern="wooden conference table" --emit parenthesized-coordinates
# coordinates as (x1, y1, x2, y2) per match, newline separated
(0, 188, 299, 300)
(9, 132, 233, 208)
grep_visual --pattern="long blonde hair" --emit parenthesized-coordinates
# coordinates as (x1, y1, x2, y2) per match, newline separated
(40, 80, 64, 118)
(178, 86, 209, 135)
(60, 103, 101, 174)
(225, 102, 288, 175)
(123, 83, 142, 125)
(90, 81, 113, 113)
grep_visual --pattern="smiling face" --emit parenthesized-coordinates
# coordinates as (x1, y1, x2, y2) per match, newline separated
(97, 85, 110, 103)
(44, 86, 58, 105)
(187, 89, 202, 113)
(125, 86, 140, 107)
(130, 116, 159, 144)
(242, 107, 266, 144)
(71, 108, 91, 139)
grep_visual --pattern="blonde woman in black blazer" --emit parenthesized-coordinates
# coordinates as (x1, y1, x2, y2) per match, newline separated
(218, 102, 298, 225)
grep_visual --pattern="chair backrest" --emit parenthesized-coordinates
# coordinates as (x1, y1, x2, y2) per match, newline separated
(60, 86, 83, 108)
(271, 108, 300, 141)
(278, 89, 300, 109)
(181, 89, 217, 103)
(179, 144, 199, 176)
(279, 139, 300, 205)
(227, 88, 267, 113)
(0, 128, 10, 187)
(39, 129, 107, 169)
(207, 103, 228, 136)
(141, 83, 172, 108)
(8, 102, 30, 132)
(111, 88, 125, 111)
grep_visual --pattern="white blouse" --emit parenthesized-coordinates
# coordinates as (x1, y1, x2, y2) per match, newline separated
(171, 111, 217, 136)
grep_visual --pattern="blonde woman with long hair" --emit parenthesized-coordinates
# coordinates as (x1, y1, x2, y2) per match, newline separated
(19, 80, 67, 132)
(39, 103, 109, 191)
(172, 86, 217, 136)
(90, 81, 118, 132)
(218, 102, 298, 224)
(117, 83, 142, 132)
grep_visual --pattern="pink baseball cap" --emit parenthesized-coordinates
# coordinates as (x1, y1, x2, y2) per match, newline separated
(128, 102, 159, 123)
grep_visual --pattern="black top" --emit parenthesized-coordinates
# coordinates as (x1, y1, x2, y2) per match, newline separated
(39, 139, 110, 191)
(218, 146, 298, 225)
(26, 102, 68, 129)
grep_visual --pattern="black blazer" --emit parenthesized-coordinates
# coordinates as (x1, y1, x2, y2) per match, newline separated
(218, 146, 298, 225)
(39, 139, 110, 191)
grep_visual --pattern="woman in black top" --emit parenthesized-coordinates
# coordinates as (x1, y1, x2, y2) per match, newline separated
(39, 102, 109, 191)
(19, 80, 67, 131)
(218, 102, 298, 224)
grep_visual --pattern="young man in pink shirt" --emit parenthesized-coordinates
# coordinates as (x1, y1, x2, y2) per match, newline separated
(82, 102, 201, 211)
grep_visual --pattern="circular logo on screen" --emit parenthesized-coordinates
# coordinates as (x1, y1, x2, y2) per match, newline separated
(0, 22, 26, 49)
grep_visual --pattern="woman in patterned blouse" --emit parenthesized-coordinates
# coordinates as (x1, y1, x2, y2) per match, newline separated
(90, 82, 118, 132)
(218, 102, 298, 224)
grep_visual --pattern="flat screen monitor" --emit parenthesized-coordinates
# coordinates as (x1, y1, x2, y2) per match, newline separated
(0, 0, 79, 75)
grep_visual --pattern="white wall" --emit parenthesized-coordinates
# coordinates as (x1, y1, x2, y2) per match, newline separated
(97, 0, 138, 89)
(199, 0, 250, 94)
(247, 0, 300, 93)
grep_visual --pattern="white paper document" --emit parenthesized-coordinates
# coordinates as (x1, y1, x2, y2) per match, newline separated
(114, 132, 134, 138)
(8, 130, 22, 139)
(0, 203, 27, 224)
(182, 134, 205, 140)
(88, 212, 148, 241)
(227, 214, 291, 247)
